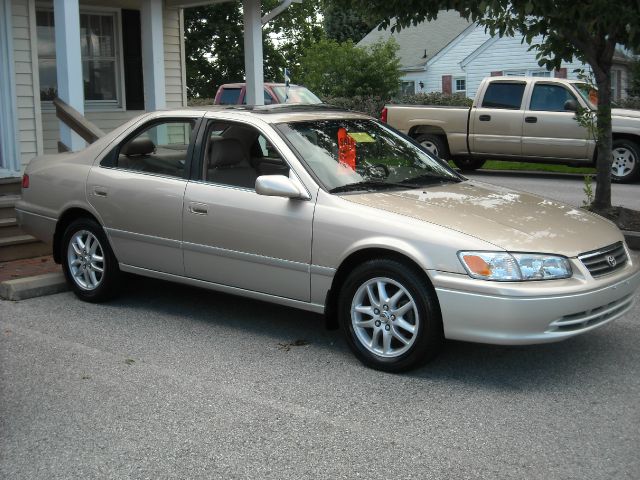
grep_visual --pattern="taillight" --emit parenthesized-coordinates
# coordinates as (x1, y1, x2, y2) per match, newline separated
(22, 173, 29, 189)
(380, 107, 388, 123)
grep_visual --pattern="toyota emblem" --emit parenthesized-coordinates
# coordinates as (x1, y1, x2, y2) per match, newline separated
(607, 255, 617, 267)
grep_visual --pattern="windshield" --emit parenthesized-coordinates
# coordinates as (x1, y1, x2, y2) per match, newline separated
(273, 86, 322, 104)
(276, 119, 461, 192)
(573, 83, 598, 108)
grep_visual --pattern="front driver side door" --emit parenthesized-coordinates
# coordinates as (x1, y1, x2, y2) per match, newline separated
(182, 120, 315, 301)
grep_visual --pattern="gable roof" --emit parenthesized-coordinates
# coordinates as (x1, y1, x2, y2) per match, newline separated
(357, 10, 472, 71)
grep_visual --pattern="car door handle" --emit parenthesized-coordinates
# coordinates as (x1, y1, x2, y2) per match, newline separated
(188, 203, 208, 215)
(525, 116, 538, 123)
(479, 115, 491, 121)
(93, 187, 108, 197)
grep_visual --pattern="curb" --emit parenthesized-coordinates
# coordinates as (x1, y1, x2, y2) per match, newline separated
(0, 272, 68, 301)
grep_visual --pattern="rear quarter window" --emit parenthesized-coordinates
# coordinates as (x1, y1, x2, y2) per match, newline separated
(481, 83, 526, 109)
(218, 88, 241, 105)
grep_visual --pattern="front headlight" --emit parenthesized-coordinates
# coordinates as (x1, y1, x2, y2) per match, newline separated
(458, 251, 572, 281)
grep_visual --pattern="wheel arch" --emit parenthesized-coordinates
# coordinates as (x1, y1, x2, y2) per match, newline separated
(53, 208, 104, 264)
(324, 247, 438, 330)
(409, 125, 448, 140)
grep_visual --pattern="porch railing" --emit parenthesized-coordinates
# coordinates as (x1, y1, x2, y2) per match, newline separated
(53, 97, 106, 152)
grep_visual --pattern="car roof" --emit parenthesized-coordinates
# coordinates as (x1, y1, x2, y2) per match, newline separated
(219, 82, 303, 88)
(183, 104, 373, 123)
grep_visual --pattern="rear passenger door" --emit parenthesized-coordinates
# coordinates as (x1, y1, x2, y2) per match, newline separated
(88, 115, 201, 275)
(469, 81, 526, 156)
(182, 119, 315, 301)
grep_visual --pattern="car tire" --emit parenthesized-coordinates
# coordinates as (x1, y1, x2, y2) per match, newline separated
(338, 258, 443, 372)
(415, 134, 449, 159)
(452, 157, 486, 171)
(611, 139, 640, 183)
(61, 217, 120, 303)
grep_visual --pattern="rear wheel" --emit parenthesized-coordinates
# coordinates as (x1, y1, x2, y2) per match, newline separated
(415, 134, 449, 159)
(452, 157, 486, 171)
(338, 258, 443, 372)
(611, 139, 640, 183)
(61, 218, 120, 302)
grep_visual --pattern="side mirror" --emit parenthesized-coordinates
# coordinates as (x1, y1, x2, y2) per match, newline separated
(255, 175, 305, 199)
(564, 99, 578, 112)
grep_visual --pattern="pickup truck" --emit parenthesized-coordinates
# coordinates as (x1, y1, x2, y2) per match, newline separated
(383, 76, 640, 182)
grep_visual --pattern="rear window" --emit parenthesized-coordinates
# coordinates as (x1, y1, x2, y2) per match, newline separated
(481, 83, 526, 109)
(218, 88, 241, 105)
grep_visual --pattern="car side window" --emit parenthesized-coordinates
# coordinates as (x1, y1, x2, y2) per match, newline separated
(218, 88, 241, 105)
(530, 84, 578, 112)
(202, 123, 289, 189)
(114, 120, 194, 178)
(481, 82, 526, 109)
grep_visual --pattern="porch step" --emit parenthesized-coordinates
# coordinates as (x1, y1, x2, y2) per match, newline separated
(0, 218, 22, 237)
(0, 177, 21, 195)
(0, 234, 51, 262)
(0, 195, 21, 219)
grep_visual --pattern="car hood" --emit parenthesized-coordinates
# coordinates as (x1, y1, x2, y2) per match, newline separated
(612, 108, 640, 120)
(343, 180, 623, 257)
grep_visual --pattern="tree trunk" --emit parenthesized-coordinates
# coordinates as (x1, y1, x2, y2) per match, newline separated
(591, 66, 613, 210)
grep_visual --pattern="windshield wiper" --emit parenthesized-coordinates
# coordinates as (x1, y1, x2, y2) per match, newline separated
(329, 181, 412, 194)
(400, 173, 461, 186)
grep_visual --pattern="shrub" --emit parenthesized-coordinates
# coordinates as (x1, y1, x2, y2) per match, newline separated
(617, 96, 640, 110)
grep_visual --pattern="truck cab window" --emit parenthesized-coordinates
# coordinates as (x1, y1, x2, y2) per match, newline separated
(481, 83, 526, 109)
(530, 84, 577, 112)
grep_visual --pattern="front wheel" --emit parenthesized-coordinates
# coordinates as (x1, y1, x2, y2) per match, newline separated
(338, 259, 443, 372)
(61, 218, 120, 302)
(611, 139, 640, 183)
(452, 157, 486, 172)
(415, 134, 449, 159)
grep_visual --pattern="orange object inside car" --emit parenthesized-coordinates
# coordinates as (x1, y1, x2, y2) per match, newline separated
(337, 127, 356, 170)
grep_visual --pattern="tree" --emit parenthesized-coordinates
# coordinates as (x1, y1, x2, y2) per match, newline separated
(298, 38, 401, 98)
(354, 0, 640, 210)
(322, 0, 378, 43)
(185, 1, 323, 99)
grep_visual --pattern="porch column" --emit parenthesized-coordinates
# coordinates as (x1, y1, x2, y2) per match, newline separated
(54, 0, 85, 151)
(141, 0, 166, 111)
(243, 0, 264, 106)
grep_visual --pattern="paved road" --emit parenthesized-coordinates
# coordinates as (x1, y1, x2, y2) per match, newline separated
(465, 171, 640, 210)
(2, 277, 639, 479)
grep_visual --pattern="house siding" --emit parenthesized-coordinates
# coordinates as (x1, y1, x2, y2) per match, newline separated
(11, 0, 41, 169)
(13, 0, 187, 159)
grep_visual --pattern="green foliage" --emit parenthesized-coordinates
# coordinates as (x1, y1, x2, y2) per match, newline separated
(617, 97, 640, 110)
(628, 60, 640, 98)
(320, 95, 388, 117)
(185, 1, 323, 98)
(322, 0, 379, 43)
(583, 175, 594, 207)
(298, 38, 401, 98)
(393, 92, 472, 107)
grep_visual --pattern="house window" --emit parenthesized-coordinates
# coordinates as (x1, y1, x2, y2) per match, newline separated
(504, 69, 551, 78)
(454, 77, 466, 94)
(400, 81, 415, 95)
(36, 9, 121, 108)
(530, 70, 552, 77)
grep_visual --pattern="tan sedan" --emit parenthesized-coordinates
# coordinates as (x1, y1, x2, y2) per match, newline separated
(16, 106, 640, 372)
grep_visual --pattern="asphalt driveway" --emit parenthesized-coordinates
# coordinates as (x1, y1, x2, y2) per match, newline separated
(1, 276, 639, 479)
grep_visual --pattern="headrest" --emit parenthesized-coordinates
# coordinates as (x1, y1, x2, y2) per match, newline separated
(209, 138, 248, 168)
(121, 137, 155, 156)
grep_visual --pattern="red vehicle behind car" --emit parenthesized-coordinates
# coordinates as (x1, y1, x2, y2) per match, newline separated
(214, 82, 322, 105)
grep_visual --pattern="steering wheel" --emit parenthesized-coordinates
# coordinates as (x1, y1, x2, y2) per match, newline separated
(364, 163, 390, 179)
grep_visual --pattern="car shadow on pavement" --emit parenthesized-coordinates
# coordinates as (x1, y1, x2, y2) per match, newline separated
(111, 274, 626, 392)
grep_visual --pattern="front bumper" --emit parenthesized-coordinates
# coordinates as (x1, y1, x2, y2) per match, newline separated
(430, 258, 640, 345)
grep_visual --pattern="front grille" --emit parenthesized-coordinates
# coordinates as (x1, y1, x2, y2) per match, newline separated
(547, 294, 634, 333)
(578, 242, 628, 277)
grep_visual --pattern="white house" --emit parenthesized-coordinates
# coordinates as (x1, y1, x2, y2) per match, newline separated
(358, 11, 635, 100)
(0, 0, 270, 179)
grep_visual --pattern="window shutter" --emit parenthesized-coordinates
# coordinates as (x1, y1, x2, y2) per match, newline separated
(121, 10, 145, 110)
(554, 68, 568, 79)
(442, 75, 452, 94)
(490, 71, 503, 77)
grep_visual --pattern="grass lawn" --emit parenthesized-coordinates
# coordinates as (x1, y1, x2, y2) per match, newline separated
(470, 160, 596, 175)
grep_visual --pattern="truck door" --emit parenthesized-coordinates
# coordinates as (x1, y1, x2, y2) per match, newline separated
(469, 81, 526, 156)
(522, 82, 590, 160)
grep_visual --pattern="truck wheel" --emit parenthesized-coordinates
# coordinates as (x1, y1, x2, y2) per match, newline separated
(338, 258, 443, 372)
(415, 134, 449, 159)
(611, 139, 640, 183)
(452, 158, 486, 172)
